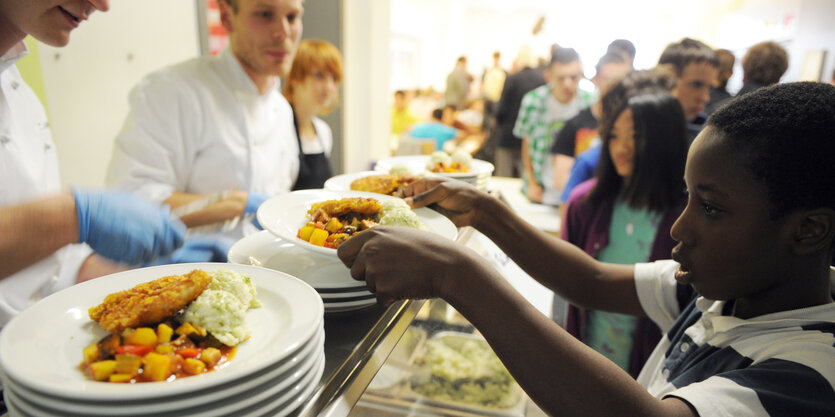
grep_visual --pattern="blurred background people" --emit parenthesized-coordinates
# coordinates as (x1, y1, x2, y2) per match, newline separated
(409, 106, 460, 151)
(658, 37, 719, 143)
(283, 39, 343, 190)
(550, 51, 632, 197)
(445, 56, 472, 110)
(607, 38, 637, 68)
(493, 47, 546, 178)
(561, 83, 689, 377)
(391, 90, 419, 136)
(737, 41, 788, 96)
(705, 48, 735, 115)
(515, 46, 590, 205)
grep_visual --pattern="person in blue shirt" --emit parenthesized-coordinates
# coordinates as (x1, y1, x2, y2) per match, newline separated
(409, 107, 459, 151)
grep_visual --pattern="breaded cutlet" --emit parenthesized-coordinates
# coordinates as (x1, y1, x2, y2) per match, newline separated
(88, 270, 213, 333)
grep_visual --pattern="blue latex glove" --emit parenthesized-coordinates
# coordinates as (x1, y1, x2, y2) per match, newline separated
(73, 189, 186, 265)
(145, 236, 233, 265)
(245, 192, 270, 230)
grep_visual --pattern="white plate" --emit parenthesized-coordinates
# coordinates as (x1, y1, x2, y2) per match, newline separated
(257, 190, 458, 258)
(374, 155, 494, 181)
(1, 327, 325, 415)
(323, 171, 381, 192)
(0, 263, 323, 401)
(228, 231, 367, 291)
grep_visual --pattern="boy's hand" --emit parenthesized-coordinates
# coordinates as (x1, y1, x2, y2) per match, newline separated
(337, 226, 476, 306)
(398, 178, 488, 228)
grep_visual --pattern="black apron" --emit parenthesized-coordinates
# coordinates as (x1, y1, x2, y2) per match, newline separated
(291, 109, 333, 190)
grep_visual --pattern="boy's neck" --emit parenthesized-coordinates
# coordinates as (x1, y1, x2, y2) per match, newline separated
(731, 261, 833, 319)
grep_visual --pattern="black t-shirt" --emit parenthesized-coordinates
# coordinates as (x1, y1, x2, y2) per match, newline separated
(550, 107, 598, 157)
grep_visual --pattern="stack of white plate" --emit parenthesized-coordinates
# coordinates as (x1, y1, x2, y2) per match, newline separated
(0, 263, 325, 417)
(229, 230, 378, 314)
(373, 155, 494, 190)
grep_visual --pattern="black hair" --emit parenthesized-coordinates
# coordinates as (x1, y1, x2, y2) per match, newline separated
(394, 90, 406, 98)
(607, 39, 636, 60)
(715, 49, 735, 89)
(431, 108, 444, 120)
(658, 38, 719, 76)
(550, 47, 580, 65)
(708, 82, 835, 219)
(589, 88, 688, 212)
(600, 67, 678, 124)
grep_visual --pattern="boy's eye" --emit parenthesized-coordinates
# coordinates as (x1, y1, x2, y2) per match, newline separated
(256, 11, 272, 19)
(287, 13, 298, 23)
(701, 202, 721, 216)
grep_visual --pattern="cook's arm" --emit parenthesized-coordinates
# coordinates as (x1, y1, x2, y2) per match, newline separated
(165, 190, 249, 228)
(0, 194, 79, 279)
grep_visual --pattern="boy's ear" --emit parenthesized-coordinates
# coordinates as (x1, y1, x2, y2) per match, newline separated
(790, 209, 835, 256)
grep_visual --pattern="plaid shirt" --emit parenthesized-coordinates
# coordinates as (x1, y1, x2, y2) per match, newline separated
(513, 84, 592, 190)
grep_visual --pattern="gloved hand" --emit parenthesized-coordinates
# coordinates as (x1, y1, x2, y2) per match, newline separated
(245, 192, 270, 230)
(145, 236, 233, 265)
(73, 189, 186, 265)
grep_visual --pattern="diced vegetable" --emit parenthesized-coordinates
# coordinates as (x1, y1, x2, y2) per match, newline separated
(177, 347, 201, 358)
(308, 228, 329, 246)
(182, 358, 206, 375)
(200, 347, 222, 367)
(88, 360, 117, 381)
(116, 344, 153, 356)
(157, 323, 174, 343)
(324, 217, 343, 234)
(114, 354, 142, 376)
(97, 333, 121, 358)
(126, 327, 157, 346)
(155, 344, 174, 355)
(298, 224, 315, 241)
(108, 374, 133, 383)
(82, 343, 100, 364)
(142, 353, 172, 382)
(175, 322, 207, 338)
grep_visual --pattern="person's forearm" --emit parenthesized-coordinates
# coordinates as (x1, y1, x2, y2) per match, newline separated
(166, 191, 248, 228)
(553, 154, 574, 191)
(445, 270, 688, 417)
(0, 194, 79, 279)
(520, 137, 536, 184)
(472, 197, 640, 313)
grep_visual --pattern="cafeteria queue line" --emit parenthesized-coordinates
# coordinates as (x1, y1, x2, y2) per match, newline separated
(1, 0, 834, 416)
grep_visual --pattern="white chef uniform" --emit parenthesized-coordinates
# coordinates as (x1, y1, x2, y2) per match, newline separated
(0, 42, 92, 327)
(106, 47, 299, 240)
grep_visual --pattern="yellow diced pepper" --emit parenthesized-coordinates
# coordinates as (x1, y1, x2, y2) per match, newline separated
(298, 225, 315, 241)
(157, 323, 173, 344)
(200, 347, 222, 368)
(125, 327, 157, 346)
(325, 217, 343, 234)
(108, 373, 133, 383)
(114, 354, 142, 376)
(155, 344, 175, 355)
(88, 360, 117, 381)
(309, 228, 329, 246)
(182, 358, 206, 375)
(82, 343, 100, 364)
(175, 322, 207, 338)
(142, 352, 172, 382)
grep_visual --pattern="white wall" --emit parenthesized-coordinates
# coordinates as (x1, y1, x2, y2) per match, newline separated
(39, 0, 200, 188)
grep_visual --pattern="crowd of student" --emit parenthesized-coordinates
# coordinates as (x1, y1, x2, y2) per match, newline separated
(2, 1, 834, 416)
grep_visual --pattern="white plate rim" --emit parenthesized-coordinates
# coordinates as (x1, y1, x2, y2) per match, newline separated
(374, 155, 494, 178)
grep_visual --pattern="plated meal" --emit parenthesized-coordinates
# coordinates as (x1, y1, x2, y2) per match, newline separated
(424, 150, 472, 173)
(80, 269, 260, 383)
(297, 197, 424, 249)
(349, 172, 419, 195)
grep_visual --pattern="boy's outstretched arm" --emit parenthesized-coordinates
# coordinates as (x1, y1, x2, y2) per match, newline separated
(338, 226, 695, 416)
(403, 178, 644, 316)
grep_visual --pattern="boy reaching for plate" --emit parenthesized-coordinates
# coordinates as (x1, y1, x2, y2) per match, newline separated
(337, 82, 835, 416)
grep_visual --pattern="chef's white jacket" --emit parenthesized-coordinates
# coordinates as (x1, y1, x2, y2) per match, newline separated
(106, 48, 299, 211)
(0, 43, 92, 327)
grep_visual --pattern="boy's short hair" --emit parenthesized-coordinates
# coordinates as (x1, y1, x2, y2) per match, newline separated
(431, 108, 444, 120)
(595, 52, 627, 74)
(708, 82, 835, 219)
(550, 47, 580, 65)
(715, 49, 735, 89)
(742, 41, 788, 86)
(607, 39, 636, 60)
(658, 38, 719, 76)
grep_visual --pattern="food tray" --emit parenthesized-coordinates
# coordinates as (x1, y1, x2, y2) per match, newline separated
(363, 326, 526, 417)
